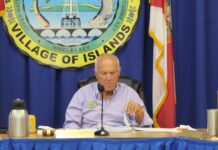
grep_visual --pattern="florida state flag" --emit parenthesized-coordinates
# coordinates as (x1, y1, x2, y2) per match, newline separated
(149, 0, 176, 128)
(0, 0, 5, 17)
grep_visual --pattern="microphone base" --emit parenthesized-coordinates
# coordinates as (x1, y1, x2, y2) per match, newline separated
(94, 127, 109, 136)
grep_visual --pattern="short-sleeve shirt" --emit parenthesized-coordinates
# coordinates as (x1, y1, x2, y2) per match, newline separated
(63, 82, 153, 129)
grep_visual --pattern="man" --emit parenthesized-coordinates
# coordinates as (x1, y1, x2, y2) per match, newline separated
(64, 54, 153, 129)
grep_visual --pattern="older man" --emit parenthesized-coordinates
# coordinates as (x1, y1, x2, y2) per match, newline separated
(64, 54, 153, 129)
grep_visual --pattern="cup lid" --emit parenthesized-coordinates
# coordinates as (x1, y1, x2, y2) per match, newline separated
(12, 99, 26, 109)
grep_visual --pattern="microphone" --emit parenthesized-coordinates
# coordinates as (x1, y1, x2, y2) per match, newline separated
(98, 83, 104, 93)
(94, 83, 109, 136)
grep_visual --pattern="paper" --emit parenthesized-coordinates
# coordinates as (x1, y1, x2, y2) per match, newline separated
(38, 125, 55, 130)
(178, 125, 197, 131)
(102, 125, 133, 132)
(55, 129, 95, 138)
(134, 127, 180, 133)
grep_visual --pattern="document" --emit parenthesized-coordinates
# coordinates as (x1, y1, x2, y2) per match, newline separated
(134, 127, 180, 133)
(55, 129, 95, 138)
(101, 125, 133, 132)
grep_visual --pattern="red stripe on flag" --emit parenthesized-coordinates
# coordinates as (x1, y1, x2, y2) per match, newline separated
(0, 0, 5, 16)
(150, 0, 164, 8)
(157, 35, 176, 128)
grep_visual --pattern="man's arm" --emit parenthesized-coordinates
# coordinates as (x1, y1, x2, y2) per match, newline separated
(124, 84, 153, 127)
(63, 92, 83, 129)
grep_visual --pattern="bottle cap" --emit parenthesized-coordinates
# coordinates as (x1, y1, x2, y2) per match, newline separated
(12, 99, 26, 109)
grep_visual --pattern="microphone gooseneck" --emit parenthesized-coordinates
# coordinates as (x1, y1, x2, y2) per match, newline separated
(94, 83, 109, 136)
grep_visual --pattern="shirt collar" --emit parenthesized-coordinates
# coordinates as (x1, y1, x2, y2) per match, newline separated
(95, 82, 121, 100)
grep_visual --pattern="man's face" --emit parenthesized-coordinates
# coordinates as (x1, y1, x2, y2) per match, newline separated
(95, 58, 120, 92)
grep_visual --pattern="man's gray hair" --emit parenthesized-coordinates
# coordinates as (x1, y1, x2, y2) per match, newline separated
(94, 54, 121, 71)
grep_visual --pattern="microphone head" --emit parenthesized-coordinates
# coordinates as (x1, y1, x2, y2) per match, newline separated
(97, 83, 104, 92)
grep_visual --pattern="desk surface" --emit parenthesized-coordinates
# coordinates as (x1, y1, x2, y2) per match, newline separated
(0, 129, 218, 150)
(0, 129, 210, 140)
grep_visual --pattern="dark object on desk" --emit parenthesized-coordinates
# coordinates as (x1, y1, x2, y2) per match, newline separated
(0, 128, 7, 134)
(77, 76, 146, 104)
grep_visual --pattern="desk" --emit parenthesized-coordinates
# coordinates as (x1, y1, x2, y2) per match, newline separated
(0, 130, 217, 150)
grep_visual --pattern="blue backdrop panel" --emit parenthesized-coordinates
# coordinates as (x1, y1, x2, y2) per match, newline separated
(172, 0, 218, 127)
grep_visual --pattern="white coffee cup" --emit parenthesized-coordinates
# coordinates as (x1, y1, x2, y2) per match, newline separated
(207, 109, 218, 136)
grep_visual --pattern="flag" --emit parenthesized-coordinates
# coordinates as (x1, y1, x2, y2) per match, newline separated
(0, 0, 5, 17)
(149, 0, 176, 128)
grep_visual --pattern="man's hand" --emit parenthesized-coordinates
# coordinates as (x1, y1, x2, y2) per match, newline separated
(126, 100, 144, 125)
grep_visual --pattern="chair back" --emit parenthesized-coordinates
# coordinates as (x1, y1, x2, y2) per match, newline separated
(77, 76, 145, 104)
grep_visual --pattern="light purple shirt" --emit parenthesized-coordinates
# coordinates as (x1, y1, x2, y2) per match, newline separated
(63, 82, 153, 129)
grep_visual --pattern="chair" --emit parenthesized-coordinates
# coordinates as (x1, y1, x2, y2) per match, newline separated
(77, 76, 145, 104)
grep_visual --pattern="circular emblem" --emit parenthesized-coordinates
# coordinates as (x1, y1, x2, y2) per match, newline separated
(3, 0, 140, 68)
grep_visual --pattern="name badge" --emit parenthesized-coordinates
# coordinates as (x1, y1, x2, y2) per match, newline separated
(86, 101, 98, 109)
